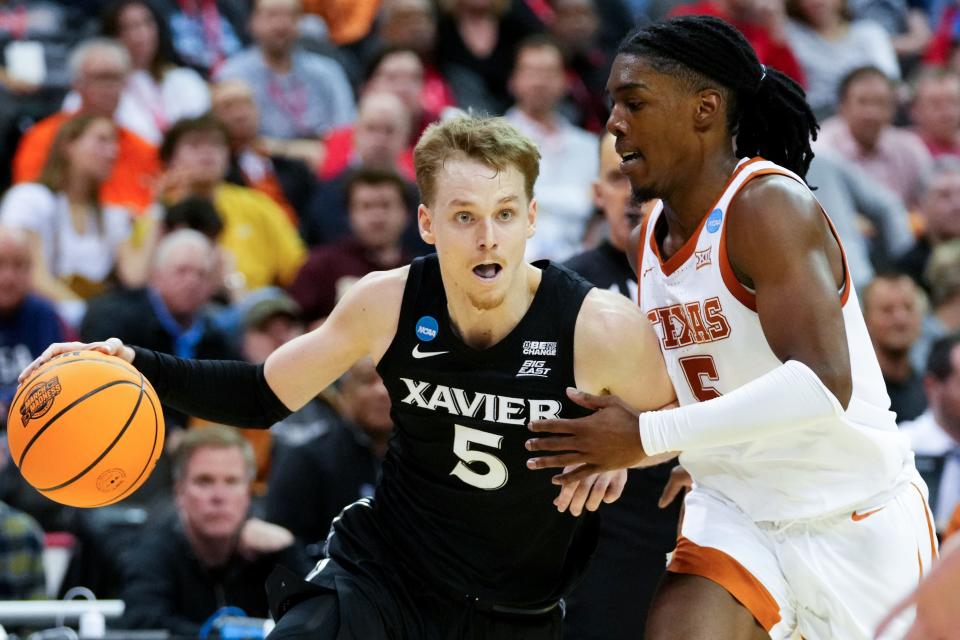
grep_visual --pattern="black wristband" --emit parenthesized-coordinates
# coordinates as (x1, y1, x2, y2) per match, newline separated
(131, 347, 293, 428)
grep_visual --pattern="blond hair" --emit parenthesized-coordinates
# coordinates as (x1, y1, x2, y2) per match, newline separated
(413, 115, 541, 207)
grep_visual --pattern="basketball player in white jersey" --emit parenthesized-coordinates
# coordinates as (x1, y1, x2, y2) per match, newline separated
(526, 16, 936, 640)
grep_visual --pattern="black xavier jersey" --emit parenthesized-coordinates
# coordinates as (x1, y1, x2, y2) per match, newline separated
(363, 254, 597, 606)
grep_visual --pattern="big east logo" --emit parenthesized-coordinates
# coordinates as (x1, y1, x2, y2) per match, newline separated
(647, 297, 731, 350)
(20, 377, 62, 426)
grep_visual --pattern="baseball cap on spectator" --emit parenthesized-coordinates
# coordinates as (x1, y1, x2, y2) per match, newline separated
(240, 287, 302, 330)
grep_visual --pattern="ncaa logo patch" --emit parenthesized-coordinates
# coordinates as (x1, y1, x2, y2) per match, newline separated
(415, 316, 439, 342)
(706, 208, 723, 233)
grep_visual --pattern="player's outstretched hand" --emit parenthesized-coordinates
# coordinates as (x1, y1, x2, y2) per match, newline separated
(875, 535, 960, 639)
(553, 467, 627, 516)
(526, 388, 647, 485)
(18, 338, 135, 384)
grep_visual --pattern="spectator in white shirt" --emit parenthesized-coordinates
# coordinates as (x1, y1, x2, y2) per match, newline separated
(98, 0, 211, 145)
(786, 0, 899, 118)
(504, 35, 598, 262)
(900, 333, 960, 533)
(0, 114, 157, 321)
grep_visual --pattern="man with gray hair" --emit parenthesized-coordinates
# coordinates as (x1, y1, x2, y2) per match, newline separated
(120, 425, 308, 636)
(0, 225, 66, 429)
(80, 229, 238, 428)
(897, 155, 960, 286)
(11, 38, 160, 212)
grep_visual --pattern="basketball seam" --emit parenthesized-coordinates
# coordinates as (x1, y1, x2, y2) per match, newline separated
(84, 376, 161, 507)
(16, 380, 140, 468)
(35, 381, 146, 492)
(11, 356, 141, 410)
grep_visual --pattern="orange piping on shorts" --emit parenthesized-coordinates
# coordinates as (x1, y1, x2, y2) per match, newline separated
(668, 536, 781, 631)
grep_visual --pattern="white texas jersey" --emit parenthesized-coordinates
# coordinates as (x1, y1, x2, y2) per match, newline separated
(637, 158, 914, 521)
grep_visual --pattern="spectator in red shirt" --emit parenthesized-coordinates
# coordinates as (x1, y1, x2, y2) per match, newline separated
(365, 45, 444, 142)
(12, 38, 161, 213)
(318, 90, 414, 181)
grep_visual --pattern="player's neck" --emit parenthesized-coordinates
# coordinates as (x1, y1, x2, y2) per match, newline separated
(661, 154, 739, 240)
(446, 263, 540, 350)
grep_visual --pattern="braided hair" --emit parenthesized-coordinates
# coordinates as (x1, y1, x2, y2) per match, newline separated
(618, 16, 818, 178)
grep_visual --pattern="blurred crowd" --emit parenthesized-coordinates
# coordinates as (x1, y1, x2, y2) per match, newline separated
(0, 0, 960, 636)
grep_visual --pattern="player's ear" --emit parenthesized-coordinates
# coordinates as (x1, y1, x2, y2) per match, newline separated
(694, 89, 723, 131)
(527, 197, 537, 239)
(418, 204, 436, 245)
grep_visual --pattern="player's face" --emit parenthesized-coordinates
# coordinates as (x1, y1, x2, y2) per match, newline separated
(176, 446, 251, 543)
(606, 54, 701, 203)
(418, 157, 536, 311)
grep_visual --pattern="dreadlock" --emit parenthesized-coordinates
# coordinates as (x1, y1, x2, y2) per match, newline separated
(618, 16, 819, 178)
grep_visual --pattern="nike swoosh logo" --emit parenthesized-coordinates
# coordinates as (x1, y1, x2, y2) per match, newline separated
(412, 345, 449, 359)
(851, 506, 885, 522)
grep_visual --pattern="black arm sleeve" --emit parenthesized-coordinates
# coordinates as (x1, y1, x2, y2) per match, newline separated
(131, 347, 293, 428)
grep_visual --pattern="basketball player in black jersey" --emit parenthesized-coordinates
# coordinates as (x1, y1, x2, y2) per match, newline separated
(22, 116, 676, 639)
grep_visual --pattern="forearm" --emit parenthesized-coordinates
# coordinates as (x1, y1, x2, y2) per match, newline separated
(131, 347, 292, 428)
(640, 360, 843, 455)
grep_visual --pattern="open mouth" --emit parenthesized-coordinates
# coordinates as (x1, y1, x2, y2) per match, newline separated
(473, 263, 502, 280)
(620, 150, 643, 169)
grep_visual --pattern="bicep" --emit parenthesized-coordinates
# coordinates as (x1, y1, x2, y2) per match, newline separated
(264, 270, 402, 409)
(575, 290, 676, 410)
(729, 180, 852, 405)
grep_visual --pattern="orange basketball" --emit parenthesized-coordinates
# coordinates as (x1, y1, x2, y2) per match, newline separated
(6, 350, 164, 508)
